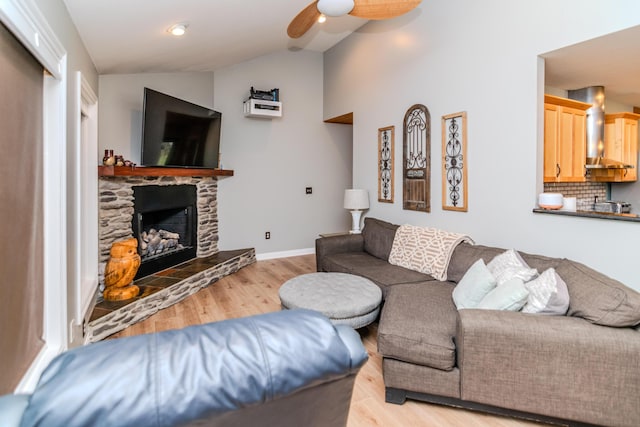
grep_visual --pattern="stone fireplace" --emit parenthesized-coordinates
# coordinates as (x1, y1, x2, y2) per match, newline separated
(98, 175, 220, 283)
(88, 169, 255, 342)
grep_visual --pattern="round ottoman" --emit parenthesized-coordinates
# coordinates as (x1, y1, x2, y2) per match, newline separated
(279, 272, 382, 329)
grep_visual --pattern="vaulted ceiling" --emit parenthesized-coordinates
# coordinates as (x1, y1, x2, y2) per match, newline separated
(62, 0, 367, 74)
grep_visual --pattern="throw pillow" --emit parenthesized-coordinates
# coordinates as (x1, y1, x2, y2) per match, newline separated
(521, 268, 570, 315)
(476, 277, 529, 311)
(452, 259, 497, 309)
(487, 249, 538, 286)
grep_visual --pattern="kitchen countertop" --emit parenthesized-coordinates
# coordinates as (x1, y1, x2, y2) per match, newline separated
(533, 208, 640, 222)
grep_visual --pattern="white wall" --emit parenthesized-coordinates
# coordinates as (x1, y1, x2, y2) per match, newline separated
(324, 0, 640, 290)
(214, 50, 352, 256)
(98, 72, 215, 164)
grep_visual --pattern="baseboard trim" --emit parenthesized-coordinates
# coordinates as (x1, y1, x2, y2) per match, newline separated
(256, 248, 314, 261)
(15, 343, 63, 393)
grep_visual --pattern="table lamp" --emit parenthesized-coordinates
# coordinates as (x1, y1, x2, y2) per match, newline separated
(344, 189, 369, 234)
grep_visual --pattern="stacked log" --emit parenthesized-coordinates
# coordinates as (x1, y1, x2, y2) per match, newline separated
(139, 229, 182, 257)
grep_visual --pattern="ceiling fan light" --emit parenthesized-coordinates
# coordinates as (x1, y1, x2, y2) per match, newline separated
(317, 0, 355, 17)
(318, 14, 327, 23)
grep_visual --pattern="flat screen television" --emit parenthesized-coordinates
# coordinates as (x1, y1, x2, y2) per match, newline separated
(141, 88, 221, 168)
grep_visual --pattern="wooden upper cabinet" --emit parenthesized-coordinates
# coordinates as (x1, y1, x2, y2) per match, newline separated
(543, 95, 591, 183)
(603, 112, 640, 182)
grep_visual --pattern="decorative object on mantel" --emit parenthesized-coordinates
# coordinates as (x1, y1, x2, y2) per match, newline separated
(102, 149, 115, 166)
(378, 126, 394, 203)
(103, 237, 141, 301)
(403, 104, 431, 212)
(344, 189, 369, 234)
(442, 111, 468, 211)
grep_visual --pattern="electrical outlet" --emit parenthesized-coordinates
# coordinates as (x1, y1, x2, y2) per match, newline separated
(306, 187, 312, 194)
(265, 231, 271, 239)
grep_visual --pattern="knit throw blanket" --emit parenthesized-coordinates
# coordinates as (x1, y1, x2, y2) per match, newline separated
(388, 224, 474, 281)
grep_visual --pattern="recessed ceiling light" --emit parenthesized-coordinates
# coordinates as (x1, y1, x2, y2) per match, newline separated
(168, 24, 187, 36)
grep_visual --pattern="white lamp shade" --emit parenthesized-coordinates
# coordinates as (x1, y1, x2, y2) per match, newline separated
(317, 0, 355, 17)
(344, 189, 369, 210)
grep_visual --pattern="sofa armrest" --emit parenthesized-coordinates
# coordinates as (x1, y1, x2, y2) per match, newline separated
(315, 234, 364, 272)
(456, 309, 640, 426)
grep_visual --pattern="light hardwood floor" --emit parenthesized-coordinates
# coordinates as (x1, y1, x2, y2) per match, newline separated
(112, 255, 543, 427)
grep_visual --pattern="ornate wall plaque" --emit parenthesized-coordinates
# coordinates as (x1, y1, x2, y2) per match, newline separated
(442, 112, 468, 211)
(403, 104, 430, 212)
(378, 126, 394, 203)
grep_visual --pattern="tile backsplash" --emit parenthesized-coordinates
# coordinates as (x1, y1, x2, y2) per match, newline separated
(543, 182, 607, 211)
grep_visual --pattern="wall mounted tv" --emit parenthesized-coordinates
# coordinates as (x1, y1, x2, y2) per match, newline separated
(141, 88, 221, 168)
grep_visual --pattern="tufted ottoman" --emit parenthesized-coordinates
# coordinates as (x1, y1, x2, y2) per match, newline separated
(279, 272, 382, 329)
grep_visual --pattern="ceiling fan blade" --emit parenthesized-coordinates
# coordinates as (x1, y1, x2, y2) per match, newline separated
(287, 1, 321, 38)
(350, 0, 421, 20)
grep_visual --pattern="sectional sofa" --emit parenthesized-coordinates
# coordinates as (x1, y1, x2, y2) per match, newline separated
(315, 217, 640, 427)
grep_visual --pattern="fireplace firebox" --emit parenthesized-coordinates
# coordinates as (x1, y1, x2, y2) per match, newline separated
(132, 185, 197, 279)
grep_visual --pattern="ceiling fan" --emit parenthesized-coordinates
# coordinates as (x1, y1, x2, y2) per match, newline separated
(287, 0, 422, 39)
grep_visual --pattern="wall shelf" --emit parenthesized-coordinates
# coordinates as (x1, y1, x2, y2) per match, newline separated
(243, 99, 282, 118)
(98, 165, 234, 177)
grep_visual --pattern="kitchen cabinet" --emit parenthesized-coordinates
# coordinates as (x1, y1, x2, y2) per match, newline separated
(543, 95, 591, 183)
(598, 113, 639, 182)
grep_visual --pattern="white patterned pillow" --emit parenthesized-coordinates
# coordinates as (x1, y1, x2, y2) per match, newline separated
(487, 249, 538, 286)
(522, 268, 570, 315)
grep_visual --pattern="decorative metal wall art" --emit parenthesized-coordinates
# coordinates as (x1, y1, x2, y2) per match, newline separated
(442, 111, 468, 211)
(403, 104, 430, 212)
(378, 126, 394, 203)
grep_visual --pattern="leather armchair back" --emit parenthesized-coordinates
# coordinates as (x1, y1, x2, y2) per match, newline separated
(0, 309, 368, 427)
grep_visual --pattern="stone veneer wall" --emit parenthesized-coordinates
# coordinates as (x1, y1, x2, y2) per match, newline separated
(98, 176, 219, 282)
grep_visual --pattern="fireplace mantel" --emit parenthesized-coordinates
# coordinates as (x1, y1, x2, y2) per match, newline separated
(98, 165, 234, 177)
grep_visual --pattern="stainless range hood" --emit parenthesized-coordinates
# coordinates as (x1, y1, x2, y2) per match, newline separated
(567, 86, 633, 170)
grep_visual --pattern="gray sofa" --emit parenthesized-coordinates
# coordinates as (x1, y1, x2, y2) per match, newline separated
(0, 309, 368, 427)
(315, 217, 640, 427)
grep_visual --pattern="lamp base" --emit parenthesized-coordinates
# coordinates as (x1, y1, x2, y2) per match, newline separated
(349, 210, 363, 234)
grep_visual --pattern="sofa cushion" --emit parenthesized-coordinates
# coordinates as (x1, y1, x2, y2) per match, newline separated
(362, 217, 398, 261)
(322, 252, 434, 297)
(447, 244, 504, 284)
(378, 282, 458, 371)
(521, 268, 570, 315)
(557, 259, 640, 327)
(518, 251, 563, 273)
(476, 277, 529, 311)
(452, 259, 497, 309)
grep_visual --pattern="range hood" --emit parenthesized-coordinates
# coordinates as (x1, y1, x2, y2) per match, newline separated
(567, 86, 633, 170)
